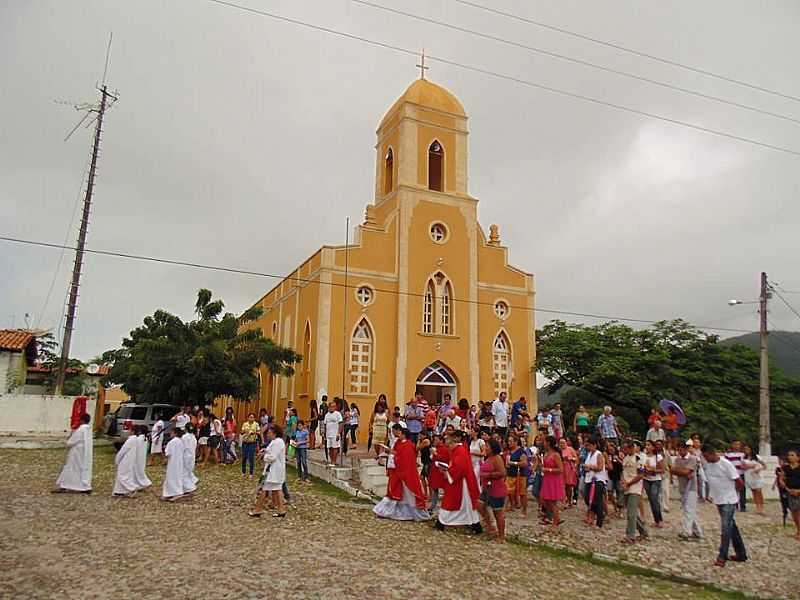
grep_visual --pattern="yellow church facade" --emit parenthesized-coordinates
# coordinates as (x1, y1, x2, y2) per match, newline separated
(227, 77, 536, 441)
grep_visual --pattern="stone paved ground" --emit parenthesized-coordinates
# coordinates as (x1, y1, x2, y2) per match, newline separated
(0, 447, 766, 600)
(506, 487, 794, 600)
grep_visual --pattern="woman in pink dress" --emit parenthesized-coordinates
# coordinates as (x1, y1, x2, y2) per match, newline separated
(540, 435, 565, 532)
(559, 437, 578, 509)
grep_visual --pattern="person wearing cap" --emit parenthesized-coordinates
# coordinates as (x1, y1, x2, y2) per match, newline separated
(673, 440, 704, 540)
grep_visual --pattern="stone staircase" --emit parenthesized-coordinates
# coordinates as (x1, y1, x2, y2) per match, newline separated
(306, 448, 386, 501)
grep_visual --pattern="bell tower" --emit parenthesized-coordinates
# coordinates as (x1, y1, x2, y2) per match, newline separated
(374, 75, 469, 201)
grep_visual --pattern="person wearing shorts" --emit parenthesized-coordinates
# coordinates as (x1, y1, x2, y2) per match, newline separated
(478, 438, 507, 541)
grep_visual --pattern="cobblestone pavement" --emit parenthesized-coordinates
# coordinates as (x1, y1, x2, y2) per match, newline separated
(506, 488, 794, 599)
(0, 447, 757, 600)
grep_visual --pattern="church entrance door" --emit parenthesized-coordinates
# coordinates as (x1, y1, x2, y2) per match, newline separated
(414, 362, 457, 408)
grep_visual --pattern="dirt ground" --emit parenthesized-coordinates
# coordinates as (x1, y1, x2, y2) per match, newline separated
(0, 446, 763, 600)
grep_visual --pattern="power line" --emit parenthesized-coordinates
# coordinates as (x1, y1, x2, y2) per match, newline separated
(206, 0, 800, 158)
(354, 0, 800, 126)
(771, 287, 800, 323)
(0, 234, 755, 335)
(766, 319, 800, 356)
(34, 154, 92, 330)
(454, 0, 800, 104)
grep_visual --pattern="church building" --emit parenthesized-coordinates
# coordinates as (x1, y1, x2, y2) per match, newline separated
(228, 76, 536, 441)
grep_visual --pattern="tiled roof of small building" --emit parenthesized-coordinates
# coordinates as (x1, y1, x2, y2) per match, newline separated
(0, 329, 35, 352)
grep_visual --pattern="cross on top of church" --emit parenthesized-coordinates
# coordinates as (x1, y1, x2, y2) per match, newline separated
(416, 49, 429, 80)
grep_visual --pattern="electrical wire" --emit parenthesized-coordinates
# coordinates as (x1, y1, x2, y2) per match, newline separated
(205, 0, 800, 158)
(771, 287, 800, 323)
(454, 0, 800, 104)
(0, 234, 754, 335)
(34, 154, 92, 330)
(766, 319, 800, 356)
(354, 0, 800, 126)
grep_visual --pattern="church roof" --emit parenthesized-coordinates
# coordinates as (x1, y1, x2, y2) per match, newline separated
(379, 78, 466, 128)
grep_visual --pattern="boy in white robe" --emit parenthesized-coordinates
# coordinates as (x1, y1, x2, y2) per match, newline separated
(112, 433, 139, 496)
(149, 414, 165, 466)
(132, 426, 152, 490)
(53, 413, 93, 493)
(162, 428, 186, 501)
(182, 425, 199, 494)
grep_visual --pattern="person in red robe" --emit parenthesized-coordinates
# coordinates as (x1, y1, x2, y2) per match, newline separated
(436, 431, 482, 533)
(373, 424, 430, 521)
(427, 433, 449, 511)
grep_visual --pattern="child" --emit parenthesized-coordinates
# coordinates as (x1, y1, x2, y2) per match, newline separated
(162, 428, 185, 501)
(148, 412, 165, 466)
(294, 420, 310, 482)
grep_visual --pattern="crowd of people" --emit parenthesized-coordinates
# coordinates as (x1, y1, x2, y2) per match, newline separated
(366, 393, 800, 568)
(50, 395, 800, 565)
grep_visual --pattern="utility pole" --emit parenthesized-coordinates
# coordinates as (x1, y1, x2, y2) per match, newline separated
(55, 85, 114, 395)
(758, 271, 771, 457)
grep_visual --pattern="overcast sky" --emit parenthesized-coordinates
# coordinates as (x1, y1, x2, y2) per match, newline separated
(2, 0, 799, 361)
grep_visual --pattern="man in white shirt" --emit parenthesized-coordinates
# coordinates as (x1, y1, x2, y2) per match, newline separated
(645, 420, 667, 444)
(702, 444, 747, 567)
(172, 405, 191, 429)
(323, 401, 343, 467)
(491, 392, 509, 440)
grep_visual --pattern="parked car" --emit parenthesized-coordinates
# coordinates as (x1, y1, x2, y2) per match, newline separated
(103, 403, 180, 449)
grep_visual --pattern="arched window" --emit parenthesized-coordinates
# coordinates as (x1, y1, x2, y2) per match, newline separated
(423, 279, 435, 333)
(493, 332, 511, 398)
(350, 319, 373, 394)
(428, 140, 443, 191)
(384, 147, 394, 194)
(422, 273, 455, 335)
(440, 281, 452, 334)
(301, 323, 311, 393)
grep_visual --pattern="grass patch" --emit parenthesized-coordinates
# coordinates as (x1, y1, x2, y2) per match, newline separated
(284, 465, 374, 505)
(507, 534, 755, 600)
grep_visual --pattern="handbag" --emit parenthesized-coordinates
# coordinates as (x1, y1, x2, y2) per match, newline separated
(287, 444, 296, 459)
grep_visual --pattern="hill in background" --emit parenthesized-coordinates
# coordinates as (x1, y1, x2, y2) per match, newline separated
(720, 330, 800, 379)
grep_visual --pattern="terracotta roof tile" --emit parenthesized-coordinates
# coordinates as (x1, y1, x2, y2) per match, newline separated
(0, 329, 35, 352)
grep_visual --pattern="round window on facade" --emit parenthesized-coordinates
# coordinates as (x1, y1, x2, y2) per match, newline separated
(429, 222, 448, 244)
(494, 300, 509, 319)
(355, 285, 375, 306)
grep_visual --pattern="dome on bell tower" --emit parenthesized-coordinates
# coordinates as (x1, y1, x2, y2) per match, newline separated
(379, 79, 466, 128)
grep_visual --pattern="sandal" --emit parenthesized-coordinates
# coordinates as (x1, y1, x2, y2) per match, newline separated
(272, 512, 287, 518)
(248, 511, 263, 518)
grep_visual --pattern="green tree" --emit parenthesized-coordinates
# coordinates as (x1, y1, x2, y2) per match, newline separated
(102, 289, 302, 406)
(33, 331, 87, 395)
(536, 319, 800, 451)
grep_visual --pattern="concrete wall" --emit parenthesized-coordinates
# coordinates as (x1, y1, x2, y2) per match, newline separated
(0, 352, 26, 394)
(0, 394, 96, 435)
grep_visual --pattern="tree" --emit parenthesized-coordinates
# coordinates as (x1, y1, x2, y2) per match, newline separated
(537, 319, 800, 451)
(102, 289, 302, 406)
(33, 331, 87, 395)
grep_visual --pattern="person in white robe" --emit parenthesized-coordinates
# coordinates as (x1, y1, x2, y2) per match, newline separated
(249, 425, 287, 518)
(54, 413, 93, 493)
(112, 433, 139, 496)
(182, 425, 199, 494)
(161, 429, 186, 501)
(132, 426, 152, 490)
(149, 415, 165, 466)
